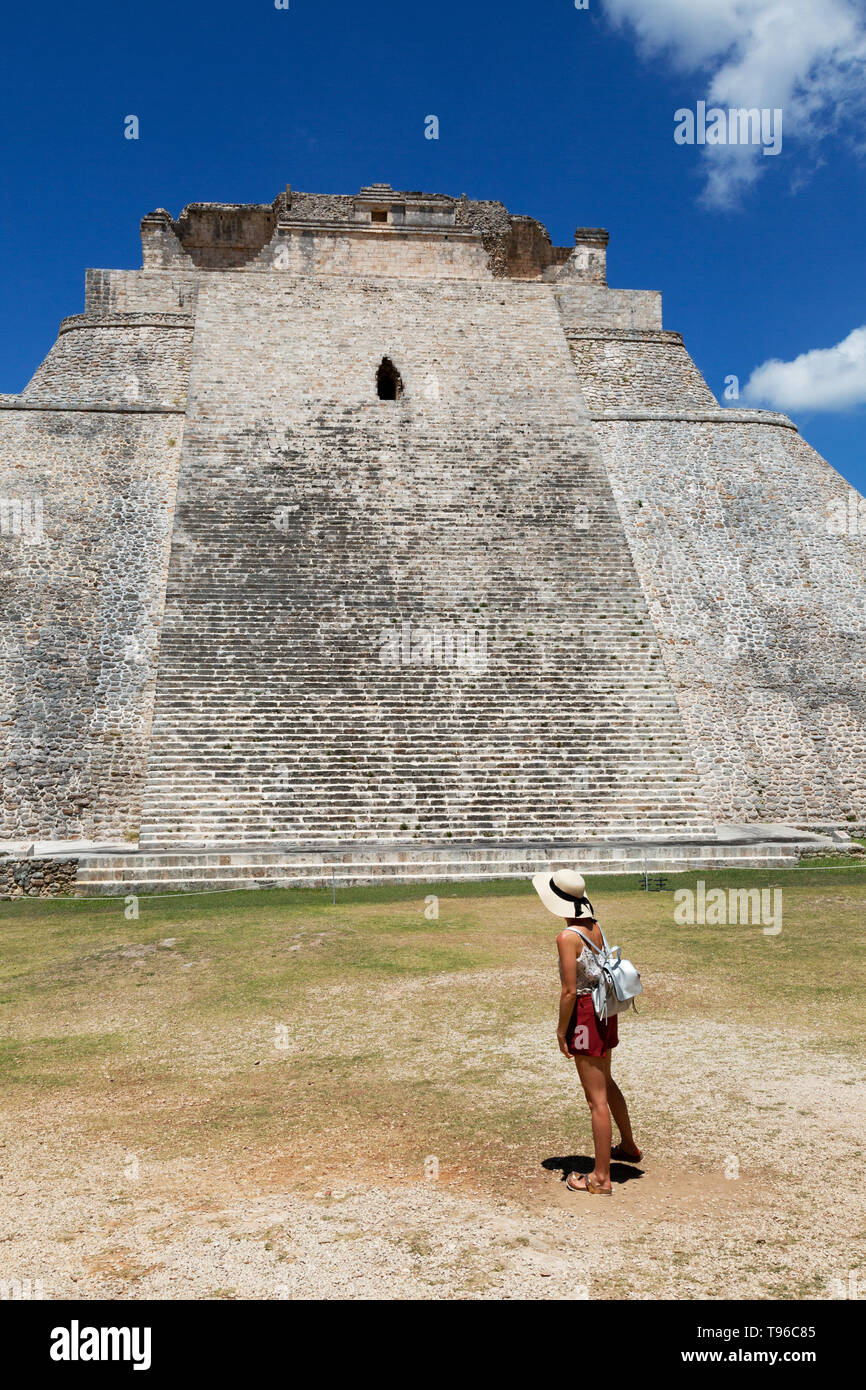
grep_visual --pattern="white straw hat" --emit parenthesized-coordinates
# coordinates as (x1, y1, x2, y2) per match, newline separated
(532, 869, 596, 920)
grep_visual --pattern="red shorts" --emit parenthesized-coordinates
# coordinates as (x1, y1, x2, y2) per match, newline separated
(567, 994, 618, 1058)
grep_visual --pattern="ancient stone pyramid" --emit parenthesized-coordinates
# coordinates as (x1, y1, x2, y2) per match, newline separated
(1, 183, 864, 865)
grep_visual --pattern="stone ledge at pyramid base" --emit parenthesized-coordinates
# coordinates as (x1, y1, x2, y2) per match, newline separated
(0, 827, 847, 897)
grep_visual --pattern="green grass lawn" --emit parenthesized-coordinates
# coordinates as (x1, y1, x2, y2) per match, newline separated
(1, 866, 864, 1193)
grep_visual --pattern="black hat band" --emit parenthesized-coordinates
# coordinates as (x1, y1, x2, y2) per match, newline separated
(549, 880, 594, 917)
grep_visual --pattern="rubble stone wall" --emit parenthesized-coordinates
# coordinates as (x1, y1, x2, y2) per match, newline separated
(0, 401, 186, 839)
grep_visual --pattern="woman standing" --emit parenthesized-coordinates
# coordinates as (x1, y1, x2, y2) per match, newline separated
(533, 869, 642, 1195)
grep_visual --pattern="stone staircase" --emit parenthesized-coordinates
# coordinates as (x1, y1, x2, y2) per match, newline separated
(139, 275, 714, 847)
(72, 837, 804, 895)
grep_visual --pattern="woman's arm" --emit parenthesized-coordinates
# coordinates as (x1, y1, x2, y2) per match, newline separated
(556, 931, 579, 1056)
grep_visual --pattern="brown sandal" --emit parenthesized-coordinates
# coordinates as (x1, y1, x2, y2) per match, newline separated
(610, 1143, 643, 1163)
(566, 1171, 612, 1195)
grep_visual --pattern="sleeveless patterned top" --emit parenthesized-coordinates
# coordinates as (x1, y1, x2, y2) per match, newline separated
(560, 925, 603, 995)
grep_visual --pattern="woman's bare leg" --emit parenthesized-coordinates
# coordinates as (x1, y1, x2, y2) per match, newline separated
(605, 1063, 639, 1153)
(574, 1055, 612, 1188)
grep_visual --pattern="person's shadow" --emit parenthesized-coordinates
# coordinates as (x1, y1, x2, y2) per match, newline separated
(542, 1154, 644, 1187)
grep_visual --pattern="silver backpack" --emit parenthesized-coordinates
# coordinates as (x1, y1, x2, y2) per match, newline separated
(574, 927, 643, 1022)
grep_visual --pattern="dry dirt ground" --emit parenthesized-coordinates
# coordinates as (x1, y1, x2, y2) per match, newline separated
(1, 872, 864, 1301)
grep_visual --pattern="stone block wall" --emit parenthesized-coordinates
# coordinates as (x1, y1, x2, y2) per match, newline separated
(555, 286, 662, 331)
(250, 226, 494, 280)
(85, 269, 201, 316)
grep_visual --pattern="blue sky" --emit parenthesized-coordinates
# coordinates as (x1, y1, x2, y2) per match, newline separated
(1, 0, 864, 493)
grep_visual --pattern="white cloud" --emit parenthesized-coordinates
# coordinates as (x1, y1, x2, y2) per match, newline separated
(743, 326, 866, 411)
(603, 0, 866, 206)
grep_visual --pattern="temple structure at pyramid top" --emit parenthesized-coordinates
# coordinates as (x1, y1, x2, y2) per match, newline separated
(139, 182, 609, 283)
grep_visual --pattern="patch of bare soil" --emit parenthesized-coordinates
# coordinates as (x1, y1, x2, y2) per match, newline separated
(1, 1014, 862, 1300)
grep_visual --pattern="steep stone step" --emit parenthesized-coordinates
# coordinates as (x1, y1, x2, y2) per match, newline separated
(72, 837, 803, 894)
(139, 275, 713, 845)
